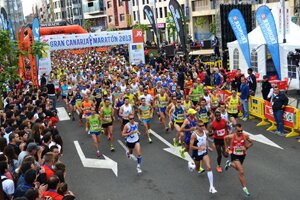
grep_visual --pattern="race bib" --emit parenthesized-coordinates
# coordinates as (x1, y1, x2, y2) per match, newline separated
(216, 129, 225, 137)
(233, 146, 244, 155)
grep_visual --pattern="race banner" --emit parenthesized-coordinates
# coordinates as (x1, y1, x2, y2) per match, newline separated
(18, 26, 26, 80)
(32, 17, 40, 74)
(27, 28, 39, 87)
(143, 5, 157, 38)
(169, 0, 186, 52)
(228, 9, 251, 68)
(256, 5, 281, 79)
(0, 7, 8, 30)
(129, 43, 145, 65)
(47, 30, 142, 51)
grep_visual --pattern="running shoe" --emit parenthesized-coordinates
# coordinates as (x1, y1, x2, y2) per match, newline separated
(216, 166, 223, 173)
(173, 138, 178, 147)
(198, 167, 205, 174)
(243, 187, 250, 197)
(68, 112, 71, 116)
(165, 127, 169, 132)
(225, 160, 231, 171)
(209, 187, 217, 194)
(178, 140, 182, 146)
(179, 148, 186, 158)
(137, 165, 142, 174)
(148, 137, 153, 143)
(96, 151, 101, 158)
(126, 151, 131, 159)
(110, 145, 115, 152)
(242, 118, 248, 121)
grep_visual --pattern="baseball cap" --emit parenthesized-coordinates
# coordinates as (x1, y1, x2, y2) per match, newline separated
(27, 143, 40, 152)
(188, 108, 197, 115)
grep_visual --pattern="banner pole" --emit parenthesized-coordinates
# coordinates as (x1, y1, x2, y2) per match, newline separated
(282, 0, 286, 43)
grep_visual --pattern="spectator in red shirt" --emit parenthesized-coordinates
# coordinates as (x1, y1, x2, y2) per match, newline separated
(43, 152, 55, 181)
(42, 175, 64, 200)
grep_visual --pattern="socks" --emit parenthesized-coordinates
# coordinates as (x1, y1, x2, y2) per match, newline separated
(207, 171, 214, 189)
(137, 155, 142, 165)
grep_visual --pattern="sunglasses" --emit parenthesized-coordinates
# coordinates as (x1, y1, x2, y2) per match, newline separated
(129, 118, 134, 120)
(237, 130, 243, 133)
(198, 124, 205, 127)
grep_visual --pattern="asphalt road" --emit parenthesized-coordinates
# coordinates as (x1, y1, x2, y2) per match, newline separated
(57, 106, 300, 200)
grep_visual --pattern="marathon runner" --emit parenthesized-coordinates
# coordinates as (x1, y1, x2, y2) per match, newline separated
(137, 97, 153, 143)
(154, 88, 169, 132)
(169, 97, 185, 147)
(209, 110, 229, 173)
(122, 114, 143, 174)
(179, 108, 197, 158)
(190, 120, 217, 194)
(85, 107, 102, 158)
(99, 98, 115, 151)
(119, 97, 134, 131)
(224, 124, 254, 197)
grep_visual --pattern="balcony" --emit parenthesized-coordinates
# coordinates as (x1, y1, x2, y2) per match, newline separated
(82, 0, 105, 14)
(191, 0, 217, 16)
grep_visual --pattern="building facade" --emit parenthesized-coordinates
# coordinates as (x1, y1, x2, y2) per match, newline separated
(82, 0, 106, 31)
(130, 0, 187, 44)
(33, 0, 83, 25)
(0, 0, 24, 30)
(106, 0, 131, 29)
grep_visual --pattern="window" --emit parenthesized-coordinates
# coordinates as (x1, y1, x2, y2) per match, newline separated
(233, 48, 239, 69)
(159, 8, 162, 18)
(287, 51, 297, 79)
(156, 8, 158, 18)
(62, 11, 66, 19)
(143, 11, 146, 20)
(107, 1, 112, 8)
(251, 49, 258, 73)
(133, 11, 136, 21)
(119, 0, 123, 6)
(120, 14, 125, 21)
(73, 8, 79, 15)
(133, 0, 135, 6)
(143, 0, 145, 4)
(108, 15, 113, 23)
(164, 7, 167, 18)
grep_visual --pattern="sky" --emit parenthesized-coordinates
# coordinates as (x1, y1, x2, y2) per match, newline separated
(22, 0, 37, 16)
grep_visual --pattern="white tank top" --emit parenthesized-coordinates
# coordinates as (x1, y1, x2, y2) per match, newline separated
(120, 85, 127, 92)
(122, 104, 132, 119)
(126, 122, 139, 143)
(203, 95, 211, 108)
(221, 111, 229, 121)
(194, 131, 207, 156)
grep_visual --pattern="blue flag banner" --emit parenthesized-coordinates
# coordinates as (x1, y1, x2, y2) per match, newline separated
(256, 5, 281, 79)
(8, 19, 15, 40)
(0, 8, 8, 31)
(228, 9, 251, 69)
(32, 17, 40, 74)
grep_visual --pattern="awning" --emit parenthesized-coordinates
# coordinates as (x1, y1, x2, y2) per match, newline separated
(189, 49, 214, 55)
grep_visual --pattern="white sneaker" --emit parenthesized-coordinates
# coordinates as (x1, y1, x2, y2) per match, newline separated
(137, 166, 142, 174)
(209, 187, 217, 194)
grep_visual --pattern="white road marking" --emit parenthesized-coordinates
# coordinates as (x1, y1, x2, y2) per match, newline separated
(244, 131, 284, 150)
(74, 141, 118, 177)
(117, 140, 137, 161)
(149, 129, 193, 162)
(57, 107, 70, 121)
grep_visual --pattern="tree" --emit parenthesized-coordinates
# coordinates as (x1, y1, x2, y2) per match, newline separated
(0, 30, 47, 109)
(83, 19, 96, 32)
(132, 22, 149, 32)
(195, 16, 216, 36)
(107, 24, 117, 31)
(166, 12, 176, 42)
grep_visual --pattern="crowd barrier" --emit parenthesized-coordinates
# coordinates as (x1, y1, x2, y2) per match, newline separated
(204, 86, 300, 139)
(203, 60, 222, 69)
